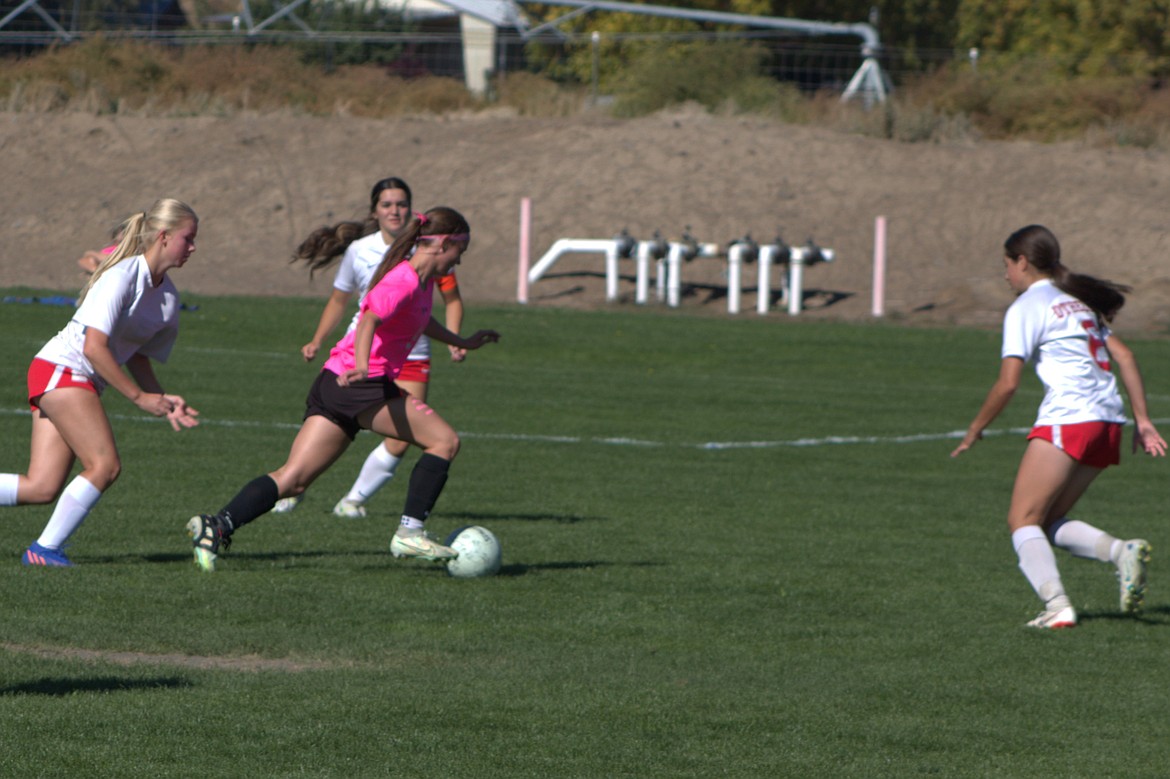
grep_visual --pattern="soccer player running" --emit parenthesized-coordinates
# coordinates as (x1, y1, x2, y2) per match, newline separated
(951, 224, 1166, 629)
(187, 207, 499, 572)
(1, 199, 201, 566)
(272, 176, 468, 519)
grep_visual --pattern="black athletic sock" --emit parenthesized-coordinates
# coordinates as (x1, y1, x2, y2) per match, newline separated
(218, 475, 280, 533)
(401, 454, 450, 521)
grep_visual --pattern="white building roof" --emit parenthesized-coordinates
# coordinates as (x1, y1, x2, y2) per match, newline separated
(394, 0, 528, 29)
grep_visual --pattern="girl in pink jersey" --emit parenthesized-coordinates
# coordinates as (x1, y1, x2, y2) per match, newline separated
(951, 225, 1166, 629)
(272, 177, 468, 519)
(186, 207, 499, 572)
(1, 199, 201, 566)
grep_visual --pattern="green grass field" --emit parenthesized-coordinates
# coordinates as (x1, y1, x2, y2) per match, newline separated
(1, 291, 1168, 778)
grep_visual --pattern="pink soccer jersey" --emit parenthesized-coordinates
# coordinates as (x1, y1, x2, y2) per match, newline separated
(323, 261, 434, 379)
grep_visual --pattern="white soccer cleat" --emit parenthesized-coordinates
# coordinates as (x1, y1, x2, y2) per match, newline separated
(1026, 605, 1078, 630)
(1117, 539, 1151, 614)
(390, 532, 457, 561)
(332, 498, 367, 519)
(271, 495, 302, 514)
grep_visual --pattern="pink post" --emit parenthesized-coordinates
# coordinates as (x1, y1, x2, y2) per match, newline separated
(872, 215, 887, 317)
(518, 197, 531, 304)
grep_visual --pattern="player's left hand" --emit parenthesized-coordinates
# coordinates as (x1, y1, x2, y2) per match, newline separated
(163, 394, 200, 431)
(464, 330, 500, 350)
(950, 429, 981, 458)
(1134, 422, 1167, 457)
(337, 368, 367, 387)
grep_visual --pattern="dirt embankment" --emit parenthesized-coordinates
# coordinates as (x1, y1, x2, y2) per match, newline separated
(3, 109, 1169, 333)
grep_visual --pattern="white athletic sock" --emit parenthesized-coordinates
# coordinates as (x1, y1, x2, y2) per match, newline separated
(0, 473, 18, 506)
(397, 515, 425, 536)
(1049, 518, 1117, 563)
(36, 476, 102, 550)
(1013, 525, 1069, 608)
(344, 444, 402, 504)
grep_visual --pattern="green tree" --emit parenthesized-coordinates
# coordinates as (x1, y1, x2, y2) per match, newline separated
(956, 0, 1170, 76)
(769, 1, 961, 56)
(524, 0, 964, 83)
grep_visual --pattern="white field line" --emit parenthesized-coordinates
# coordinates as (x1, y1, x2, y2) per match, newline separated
(5, 406, 1169, 451)
(183, 346, 293, 359)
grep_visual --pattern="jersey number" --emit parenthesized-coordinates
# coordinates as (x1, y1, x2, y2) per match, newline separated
(1082, 320, 1111, 372)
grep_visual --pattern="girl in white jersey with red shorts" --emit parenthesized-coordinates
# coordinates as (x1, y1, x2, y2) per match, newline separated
(952, 225, 1166, 629)
(0, 199, 201, 566)
(273, 177, 467, 518)
(186, 207, 499, 572)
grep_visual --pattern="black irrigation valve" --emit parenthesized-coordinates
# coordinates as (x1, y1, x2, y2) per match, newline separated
(648, 230, 669, 259)
(802, 236, 833, 265)
(773, 232, 792, 263)
(613, 228, 637, 258)
(727, 234, 759, 263)
(679, 226, 700, 262)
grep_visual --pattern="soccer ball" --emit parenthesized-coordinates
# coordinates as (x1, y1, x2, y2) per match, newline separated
(444, 526, 502, 578)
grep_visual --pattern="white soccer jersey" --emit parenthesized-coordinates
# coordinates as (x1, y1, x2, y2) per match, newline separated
(36, 255, 179, 392)
(337, 232, 432, 361)
(1001, 278, 1126, 426)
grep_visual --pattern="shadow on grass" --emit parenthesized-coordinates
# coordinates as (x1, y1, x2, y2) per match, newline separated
(178, 557, 663, 576)
(531, 270, 855, 311)
(0, 676, 190, 696)
(1077, 604, 1170, 626)
(80, 552, 208, 565)
(497, 560, 663, 577)
(442, 510, 600, 524)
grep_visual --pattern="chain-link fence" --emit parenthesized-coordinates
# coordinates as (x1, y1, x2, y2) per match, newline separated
(0, 0, 960, 98)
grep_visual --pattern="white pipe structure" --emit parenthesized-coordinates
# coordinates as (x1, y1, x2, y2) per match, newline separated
(527, 237, 632, 301)
(635, 238, 669, 305)
(726, 240, 758, 315)
(747, 242, 836, 315)
(786, 244, 836, 316)
(661, 240, 721, 308)
(606, 231, 637, 302)
(528, 232, 833, 314)
(755, 244, 789, 315)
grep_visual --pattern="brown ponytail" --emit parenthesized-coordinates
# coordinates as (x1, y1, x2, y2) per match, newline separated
(1005, 224, 1131, 321)
(293, 218, 377, 278)
(292, 177, 413, 278)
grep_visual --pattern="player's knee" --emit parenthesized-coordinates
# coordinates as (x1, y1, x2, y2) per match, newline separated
(433, 430, 460, 461)
(84, 456, 122, 490)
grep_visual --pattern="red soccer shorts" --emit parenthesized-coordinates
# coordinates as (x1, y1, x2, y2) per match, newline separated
(27, 358, 96, 411)
(1028, 421, 1122, 469)
(396, 359, 431, 385)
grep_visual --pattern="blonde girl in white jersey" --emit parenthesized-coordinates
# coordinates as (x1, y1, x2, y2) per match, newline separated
(0, 199, 201, 566)
(274, 177, 465, 518)
(952, 225, 1166, 629)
